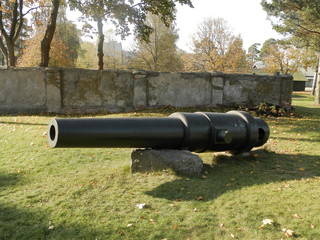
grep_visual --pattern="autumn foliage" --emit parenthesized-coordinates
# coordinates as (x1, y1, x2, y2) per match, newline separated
(18, 30, 74, 67)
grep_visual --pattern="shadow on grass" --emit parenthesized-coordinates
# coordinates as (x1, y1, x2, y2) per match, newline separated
(145, 151, 320, 202)
(293, 105, 320, 117)
(0, 205, 113, 240)
(0, 121, 47, 126)
(0, 172, 22, 188)
(0, 173, 110, 240)
(292, 95, 308, 98)
(272, 136, 320, 143)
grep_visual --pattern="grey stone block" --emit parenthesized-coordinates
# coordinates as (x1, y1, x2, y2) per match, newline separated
(131, 149, 203, 176)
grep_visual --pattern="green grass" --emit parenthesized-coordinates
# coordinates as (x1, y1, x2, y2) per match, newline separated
(1, 93, 319, 240)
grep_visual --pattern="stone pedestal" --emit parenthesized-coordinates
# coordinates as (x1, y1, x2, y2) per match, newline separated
(131, 149, 203, 176)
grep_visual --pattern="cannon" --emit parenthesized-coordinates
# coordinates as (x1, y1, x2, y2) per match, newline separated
(48, 111, 269, 153)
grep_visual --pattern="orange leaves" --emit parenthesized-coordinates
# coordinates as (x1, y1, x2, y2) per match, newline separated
(195, 196, 204, 201)
(173, 224, 179, 229)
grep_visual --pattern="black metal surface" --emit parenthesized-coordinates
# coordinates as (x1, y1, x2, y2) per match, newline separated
(48, 111, 270, 153)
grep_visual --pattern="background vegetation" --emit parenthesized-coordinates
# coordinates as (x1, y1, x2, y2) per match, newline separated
(0, 0, 318, 75)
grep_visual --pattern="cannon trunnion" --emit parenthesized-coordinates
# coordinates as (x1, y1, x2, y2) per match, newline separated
(48, 111, 269, 153)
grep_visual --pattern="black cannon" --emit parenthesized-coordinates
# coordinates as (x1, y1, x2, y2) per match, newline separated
(48, 111, 269, 153)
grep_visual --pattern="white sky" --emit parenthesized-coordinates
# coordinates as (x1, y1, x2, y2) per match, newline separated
(68, 0, 283, 52)
(175, 0, 282, 51)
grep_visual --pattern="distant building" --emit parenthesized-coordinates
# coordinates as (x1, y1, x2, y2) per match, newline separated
(292, 71, 308, 91)
(300, 67, 316, 88)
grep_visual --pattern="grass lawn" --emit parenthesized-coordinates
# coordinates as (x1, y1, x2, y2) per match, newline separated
(0, 93, 319, 240)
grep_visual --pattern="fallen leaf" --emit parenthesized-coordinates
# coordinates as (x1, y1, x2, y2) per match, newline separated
(173, 224, 179, 229)
(309, 224, 315, 229)
(195, 196, 204, 201)
(193, 208, 198, 212)
(262, 219, 274, 225)
(136, 203, 146, 209)
(127, 223, 133, 227)
(219, 223, 225, 228)
(299, 168, 305, 171)
(260, 219, 274, 228)
(202, 175, 208, 179)
(282, 228, 294, 237)
(230, 233, 235, 238)
(149, 219, 155, 223)
(292, 214, 302, 219)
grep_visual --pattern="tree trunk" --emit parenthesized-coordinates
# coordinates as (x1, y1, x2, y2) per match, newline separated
(311, 63, 318, 95)
(315, 55, 320, 105)
(0, 38, 8, 67)
(39, 0, 60, 67)
(0, 0, 24, 67)
(7, 41, 16, 66)
(97, 18, 104, 70)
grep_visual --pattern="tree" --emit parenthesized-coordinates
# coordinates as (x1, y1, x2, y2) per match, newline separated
(0, 0, 31, 66)
(261, 0, 320, 103)
(18, 28, 72, 67)
(76, 41, 97, 69)
(129, 14, 182, 71)
(69, 0, 193, 70)
(18, 20, 81, 67)
(39, 0, 60, 67)
(262, 43, 302, 75)
(191, 18, 233, 71)
(247, 43, 261, 68)
(55, 21, 81, 63)
(0, 50, 3, 65)
(190, 17, 247, 72)
(260, 38, 277, 58)
(225, 36, 248, 72)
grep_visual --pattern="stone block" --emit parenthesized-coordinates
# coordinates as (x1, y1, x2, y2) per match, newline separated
(133, 77, 147, 108)
(131, 149, 203, 176)
(45, 69, 61, 113)
(211, 89, 223, 106)
(211, 76, 224, 88)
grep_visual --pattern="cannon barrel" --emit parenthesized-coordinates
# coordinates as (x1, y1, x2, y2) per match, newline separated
(48, 111, 269, 153)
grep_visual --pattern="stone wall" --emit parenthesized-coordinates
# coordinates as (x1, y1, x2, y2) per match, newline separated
(0, 68, 293, 113)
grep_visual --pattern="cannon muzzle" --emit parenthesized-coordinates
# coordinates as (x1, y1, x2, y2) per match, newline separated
(48, 111, 269, 153)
